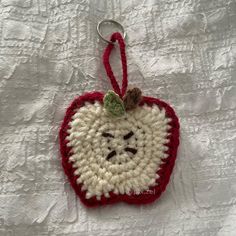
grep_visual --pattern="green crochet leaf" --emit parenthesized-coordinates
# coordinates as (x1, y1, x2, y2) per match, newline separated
(103, 91, 125, 117)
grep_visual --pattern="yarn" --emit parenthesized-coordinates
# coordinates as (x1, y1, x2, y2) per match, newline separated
(123, 131, 134, 140)
(59, 32, 180, 207)
(103, 90, 125, 117)
(59, 93, 179, 207)
(123, 87, 142, 110)
(103, 32, 128, 97)
(66, 101, 170, 199)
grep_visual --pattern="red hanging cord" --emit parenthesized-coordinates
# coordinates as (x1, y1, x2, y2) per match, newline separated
(103, 32, 128, 97)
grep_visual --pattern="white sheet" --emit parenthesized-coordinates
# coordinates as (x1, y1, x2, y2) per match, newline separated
(0, 0, 236, 235)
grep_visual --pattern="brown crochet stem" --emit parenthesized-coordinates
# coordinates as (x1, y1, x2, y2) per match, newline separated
(123, 87, 142, 110)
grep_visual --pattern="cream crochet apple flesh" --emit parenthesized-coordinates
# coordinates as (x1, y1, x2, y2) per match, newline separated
(66, 102, 171, 200)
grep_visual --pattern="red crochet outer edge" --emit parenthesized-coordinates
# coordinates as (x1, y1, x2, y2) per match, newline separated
(59, 91, 180, 207)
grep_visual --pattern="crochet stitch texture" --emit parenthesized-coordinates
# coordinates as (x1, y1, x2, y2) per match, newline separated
(59, 32, 180, 207)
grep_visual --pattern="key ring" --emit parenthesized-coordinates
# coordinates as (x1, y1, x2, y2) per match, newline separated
(97, 19, 126, 44)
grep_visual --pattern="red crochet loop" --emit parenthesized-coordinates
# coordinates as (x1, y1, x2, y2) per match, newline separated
(103, 32, 128, 97)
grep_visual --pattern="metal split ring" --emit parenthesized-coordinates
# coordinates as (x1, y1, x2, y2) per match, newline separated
(97, 19, 126, 44)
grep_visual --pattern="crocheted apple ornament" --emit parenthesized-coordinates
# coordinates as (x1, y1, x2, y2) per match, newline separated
(59, 33, 179, 207)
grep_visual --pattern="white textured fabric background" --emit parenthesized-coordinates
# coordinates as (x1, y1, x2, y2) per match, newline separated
(0, 0, 236, 235)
